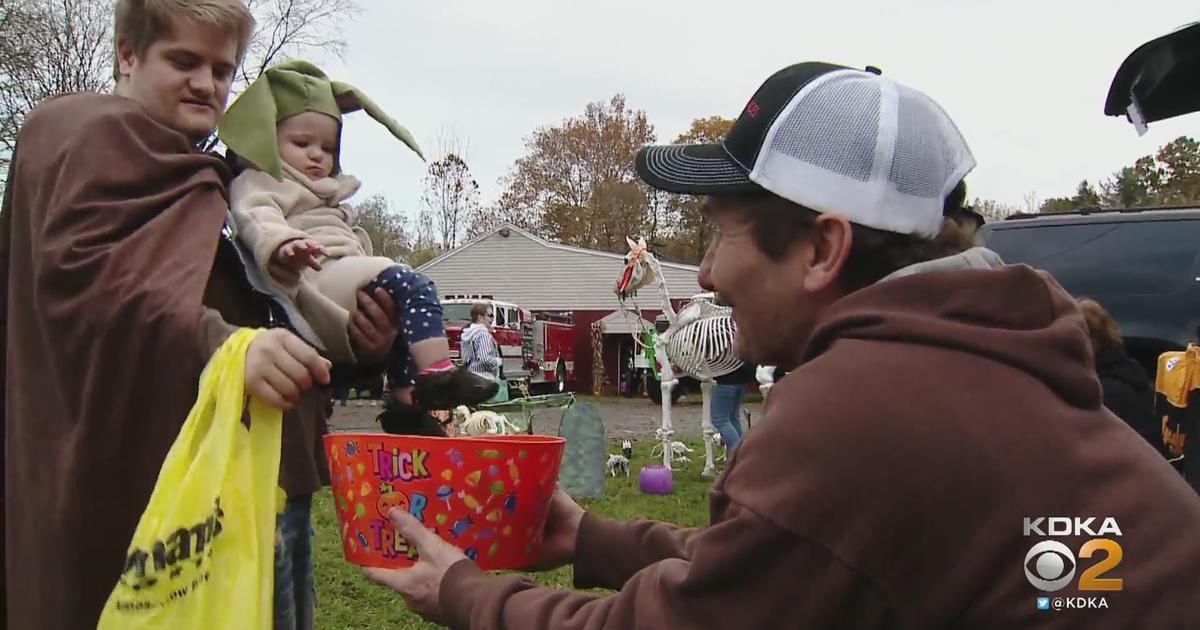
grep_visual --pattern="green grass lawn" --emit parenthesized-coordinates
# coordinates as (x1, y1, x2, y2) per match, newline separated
(312, 438, 716, 629)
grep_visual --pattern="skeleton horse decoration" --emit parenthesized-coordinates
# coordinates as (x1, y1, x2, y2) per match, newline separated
(615, 236, 776, 478)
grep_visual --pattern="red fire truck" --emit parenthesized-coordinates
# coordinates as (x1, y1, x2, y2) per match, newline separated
(441, 295, 576, 393)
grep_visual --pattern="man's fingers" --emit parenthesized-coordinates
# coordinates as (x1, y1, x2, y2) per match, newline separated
(249, 371, 295, 410)
(389, 508, 437, 549)
(272, 347, 315, 392)
(261, 364, 301, 403)
(362, 566, 422, 596)
(372, 288, 398, 322)
(358, 290, 393, 330)
(363, 567, 401, 586)
(349, 311, 377, 345)
(249, 384, 291, 410)
(281, 333, 331, 386)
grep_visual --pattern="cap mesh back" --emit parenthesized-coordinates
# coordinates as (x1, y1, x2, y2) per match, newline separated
(748, 69, 975, 238)
(768, 74, 881, 183)
(889, 84, 971, 199)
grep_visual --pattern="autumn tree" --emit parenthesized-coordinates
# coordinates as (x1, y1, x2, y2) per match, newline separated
(496, 94, 656, 253)
(465, 202, 504, 240)
(420, 152, 480, 251)
(1034, 136, 1200, 214)
(1040, 180, 1102, 214)
(350, 193, 410, 261)
(1127, 136, 1200, 206)
(1100, 166, 1154, 208)
(970, 198, 1020, 223)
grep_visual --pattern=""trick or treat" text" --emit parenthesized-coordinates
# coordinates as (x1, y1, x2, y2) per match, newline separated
(368, 445, 432, 483)
(363, 445, 433, 559)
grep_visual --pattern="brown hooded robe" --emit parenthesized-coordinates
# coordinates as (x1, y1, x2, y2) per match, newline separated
(1, 92, 330, 630)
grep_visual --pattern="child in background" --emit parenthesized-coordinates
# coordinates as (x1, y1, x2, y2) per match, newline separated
(217, 60, 497, 418)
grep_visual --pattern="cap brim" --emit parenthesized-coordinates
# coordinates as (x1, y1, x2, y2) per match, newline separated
(635, 144, 760, 195)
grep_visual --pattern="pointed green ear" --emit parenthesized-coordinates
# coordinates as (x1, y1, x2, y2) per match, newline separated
(330, 80, 425, 161)
(218, 73, 284, 180)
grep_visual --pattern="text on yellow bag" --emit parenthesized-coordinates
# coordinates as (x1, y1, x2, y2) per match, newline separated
(98, 328, 283, 630)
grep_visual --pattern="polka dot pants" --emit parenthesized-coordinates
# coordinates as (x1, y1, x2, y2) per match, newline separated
(362, 264, 444, 387)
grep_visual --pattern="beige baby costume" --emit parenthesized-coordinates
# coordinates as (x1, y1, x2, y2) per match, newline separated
(228, 162, 398, 362)
(217, 60, 423, 363)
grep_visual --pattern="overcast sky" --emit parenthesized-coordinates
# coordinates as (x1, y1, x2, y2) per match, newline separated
(311, 0, 1198, 225)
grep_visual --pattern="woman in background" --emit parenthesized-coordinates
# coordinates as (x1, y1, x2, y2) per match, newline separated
(1078, 299, 1158, 448)
(711, 362, 758, 452)
(462, 303, 508, 403)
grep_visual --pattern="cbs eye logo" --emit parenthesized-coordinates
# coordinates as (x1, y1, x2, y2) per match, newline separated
(1024, 539, 1124, 592)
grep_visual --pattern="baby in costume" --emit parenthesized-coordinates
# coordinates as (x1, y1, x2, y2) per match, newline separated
(217, 60, 497, 420)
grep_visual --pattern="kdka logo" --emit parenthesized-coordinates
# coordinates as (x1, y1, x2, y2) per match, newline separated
(1022, 516, 1123, 610)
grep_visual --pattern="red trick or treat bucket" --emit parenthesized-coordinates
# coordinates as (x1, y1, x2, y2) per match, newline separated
(323, 433, 566, 570)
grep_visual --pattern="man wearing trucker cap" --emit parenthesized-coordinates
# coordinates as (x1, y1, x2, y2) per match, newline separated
(366, 62, 1200, 629)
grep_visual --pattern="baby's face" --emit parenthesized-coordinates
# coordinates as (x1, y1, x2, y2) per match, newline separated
(277, 112, 339, 180)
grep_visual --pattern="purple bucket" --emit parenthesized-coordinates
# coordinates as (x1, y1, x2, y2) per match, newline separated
(638, 465, 674, 495)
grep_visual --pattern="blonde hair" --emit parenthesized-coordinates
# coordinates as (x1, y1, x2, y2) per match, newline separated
(1078, 298, 1123, 354)
(112, 0, 255, 81)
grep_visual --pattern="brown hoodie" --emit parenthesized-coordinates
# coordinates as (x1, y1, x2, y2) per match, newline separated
(439, 253, 1200, 629)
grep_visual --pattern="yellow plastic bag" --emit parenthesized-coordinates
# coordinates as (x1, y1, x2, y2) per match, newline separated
(97, 328, 283, 630)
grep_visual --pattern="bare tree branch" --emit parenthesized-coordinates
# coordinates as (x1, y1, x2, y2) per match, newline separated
(1, 0, 360, 188)
(420, 129, 481, 251)
(0, 0, 111, 177)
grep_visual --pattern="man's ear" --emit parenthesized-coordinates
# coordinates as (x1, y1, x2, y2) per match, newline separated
(115, 37, 137, 79)
(802, 214, 853, 293)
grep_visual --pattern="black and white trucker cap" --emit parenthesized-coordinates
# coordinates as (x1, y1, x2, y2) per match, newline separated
(635, 62, 976, 238)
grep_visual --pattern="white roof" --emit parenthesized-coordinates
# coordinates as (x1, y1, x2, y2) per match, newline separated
(592, 309, 653, 335)
(417, 224, 703, 311)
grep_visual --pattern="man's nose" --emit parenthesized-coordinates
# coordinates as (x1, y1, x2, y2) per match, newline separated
(188, 68, 216, 99)
(697, 250, 715, 292)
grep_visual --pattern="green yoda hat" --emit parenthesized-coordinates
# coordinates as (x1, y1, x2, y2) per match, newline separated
(218, 59, 424, 180)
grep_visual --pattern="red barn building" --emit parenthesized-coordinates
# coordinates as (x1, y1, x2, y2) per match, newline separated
(417, 224, 702, 394)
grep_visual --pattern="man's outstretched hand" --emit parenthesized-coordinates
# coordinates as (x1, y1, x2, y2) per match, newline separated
(245, 328, 331, 410)
(363, 488, 587, 622)
(363, 508, 468, 624)
(526, 488, 586, 571)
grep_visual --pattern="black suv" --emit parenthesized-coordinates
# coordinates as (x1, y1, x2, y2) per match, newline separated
(977, 207, 1200, 375)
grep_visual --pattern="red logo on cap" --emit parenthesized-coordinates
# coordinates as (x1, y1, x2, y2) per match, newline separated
(745, 100, 760, 118)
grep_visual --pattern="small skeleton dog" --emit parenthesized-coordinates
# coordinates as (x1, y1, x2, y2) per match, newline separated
(453, 405, 521, 436)
(606, 453, 631, 477)
(711, 432, 727, 463)
(651, 440, 694, 464)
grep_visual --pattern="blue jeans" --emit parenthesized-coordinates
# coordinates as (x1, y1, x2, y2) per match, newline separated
(710, 382, 746, 451)
(275, 494, 315, 630)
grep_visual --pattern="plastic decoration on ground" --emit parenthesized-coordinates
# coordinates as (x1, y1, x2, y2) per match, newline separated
(478, 392, 577, 435)
(555, 400, 608, 499)
(323, 433, 565, 570)
(638, 465, 674, 495)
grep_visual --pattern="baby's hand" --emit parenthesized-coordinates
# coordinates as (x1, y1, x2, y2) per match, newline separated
(274, 238, 326, 273)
